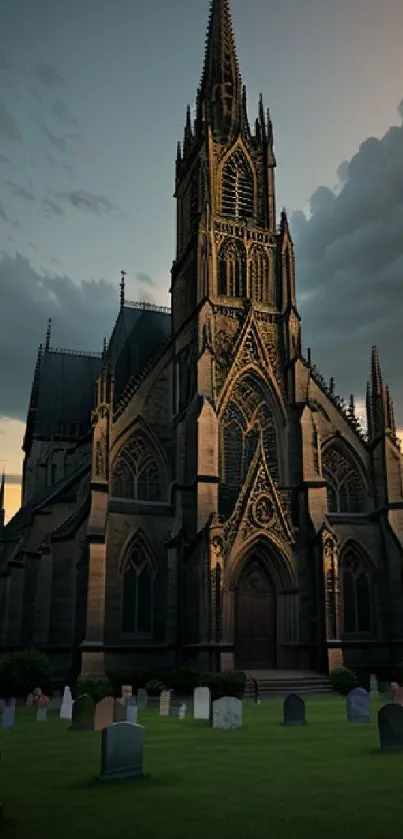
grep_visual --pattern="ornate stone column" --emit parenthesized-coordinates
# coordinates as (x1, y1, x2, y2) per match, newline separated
(322, 529, 343, 669)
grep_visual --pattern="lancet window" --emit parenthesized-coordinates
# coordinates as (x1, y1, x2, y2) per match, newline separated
(121, 543, 154, 635)
(221, 148, 254, 220)
(111, 431, 165, 502)
(322, 443, 366, 513)
(218, 240, 246, 297)
(250, 247, 271, 304)
(341, 548, 372, 634)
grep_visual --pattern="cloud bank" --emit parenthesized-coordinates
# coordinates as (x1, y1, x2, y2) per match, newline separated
(293, 99, 403, 425)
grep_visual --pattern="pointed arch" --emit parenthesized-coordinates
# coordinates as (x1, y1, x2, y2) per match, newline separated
(218, 238, 246, 297)
(219, 369, 284, 519)
(119, 528, 156, 636)
(249, 245, 272, 305)
(220, 146, 254, 220)
(111, 422, 170, 502)
(322, 437, 368, 514)
(339, 540, 374, 634)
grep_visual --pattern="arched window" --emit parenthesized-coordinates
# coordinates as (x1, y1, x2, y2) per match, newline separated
(220, 376, 280, 519)
(218, 240, 246, 297)
(341, 548, 372, 634)
(250, 247, 270, 304)
(322, 443, 366, 513)
(112, 431, 167, 501)
(121, 544, 154, 636)
(221, 148, 254, 220)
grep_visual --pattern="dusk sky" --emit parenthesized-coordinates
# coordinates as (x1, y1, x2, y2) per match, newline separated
(1, 0, 403, 521)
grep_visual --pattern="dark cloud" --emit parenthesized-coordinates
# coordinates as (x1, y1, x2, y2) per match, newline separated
(5, 181, 36, 202)
(43, 197, 64, 217)
(39, 123, 70, 153)
(293, 99, 403, 425)
(0, 151, 12, 166)
(136, 272, 155, 287)
(34, 63, 64, 88)
(0, 53, 12, 73)
(0, 252, 116, 420)
(0, 101, 23, 144)
(58, 190, 128, 217)
(51, 100, 78, 127)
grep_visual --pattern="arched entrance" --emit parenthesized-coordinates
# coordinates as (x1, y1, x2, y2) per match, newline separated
(234, 557, 276, 669)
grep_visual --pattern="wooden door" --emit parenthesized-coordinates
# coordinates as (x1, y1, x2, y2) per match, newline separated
(235, 559, 276, 669)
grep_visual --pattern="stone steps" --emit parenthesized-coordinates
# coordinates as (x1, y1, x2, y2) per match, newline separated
(243, 672, 334, 699)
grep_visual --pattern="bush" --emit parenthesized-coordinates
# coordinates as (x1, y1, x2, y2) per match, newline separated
(200, 670, 246, 700)
(166, 668, 199, 696)
(0, 651, 52, 699)
(329, 666, 358, 696)
(76, 676, 112, 703)
(145, 678, 165, 696)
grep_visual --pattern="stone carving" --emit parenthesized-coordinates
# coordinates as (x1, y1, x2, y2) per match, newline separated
(252, 495, 274, 528)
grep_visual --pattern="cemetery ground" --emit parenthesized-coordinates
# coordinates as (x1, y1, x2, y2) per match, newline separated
(1, 697, 402, 839)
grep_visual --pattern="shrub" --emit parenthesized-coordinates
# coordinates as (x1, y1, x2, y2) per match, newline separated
(76, 676, 112, 703)
(145, 678, 165, 696)
(166, 668, 199, 696)
(200, 670, 246, 700)
(0, 651, 52, 699)
(329, 666, 358, 696)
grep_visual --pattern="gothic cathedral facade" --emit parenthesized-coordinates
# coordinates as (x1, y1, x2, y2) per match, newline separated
(1, 0, 403, 682)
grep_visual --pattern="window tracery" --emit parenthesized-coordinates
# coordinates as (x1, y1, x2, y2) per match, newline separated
(250, 247, 270, 304)
(322, 443, 366, 513)
(218, 240, 246, 297)
(219, 375, 280, 518)
(341, 548, 372, 634)
(121, 543, 154, 635)
(111, 432, 165, 501)
(221, 148, 254, 220)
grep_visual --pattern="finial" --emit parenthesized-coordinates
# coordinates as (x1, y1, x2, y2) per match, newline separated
(329, 377, 335, 395)
(120, 270, 126, 309)
(307, 347, 311, 366)
(349, 394, 355, 414)
(45, 318, 51, 352)
(102, 337, 107, 358)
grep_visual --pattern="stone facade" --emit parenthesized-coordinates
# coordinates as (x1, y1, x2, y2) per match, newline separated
(1, 0, 403, 681)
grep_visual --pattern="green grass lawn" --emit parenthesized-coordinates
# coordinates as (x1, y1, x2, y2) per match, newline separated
(1, 697, 402, 839)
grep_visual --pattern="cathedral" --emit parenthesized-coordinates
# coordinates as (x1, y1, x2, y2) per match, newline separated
(1, 0, 403, 684)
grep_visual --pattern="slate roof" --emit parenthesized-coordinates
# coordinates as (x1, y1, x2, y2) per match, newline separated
(108, 303, 172, 404)
(34, 350, 103, 439)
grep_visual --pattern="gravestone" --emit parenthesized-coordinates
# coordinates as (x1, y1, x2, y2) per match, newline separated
(94, 697, 115, 732)
(48, 694, 61, 713)
(36, 706, 48, 723)
(121, 685, 132, 705)
(69, 694, 95, 732)
(60, 687, 73, 720)
(179, 703, 187, 719)
(126, 698, 138, 725)
(114, 700, 127, 723)
(137, 688, 148, 710)
(1, 700, 15, 729)
(212, 696, 242, 730)
(194, 686, 210, 720)
(378, 703, 403, 752)
(391, 682, 403, 705)
(159, 690, 171, 717)
(347, 687, 370, 723)
(370, 674, 379, 698)
(99, 722, 146, 782)
(282, 694, 307, 726)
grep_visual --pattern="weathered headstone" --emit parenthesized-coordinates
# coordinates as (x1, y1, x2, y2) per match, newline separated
(114, 700, 127, 723)
(121, 685, 132, 704)
(159, 690, 171, 717)
(126, 698, 138, 724)
(282, 693, 307, 726)
(137, 688, 148, 710)
(69, 694, 95, 732)
(94, 697, 115, 732)
(370, 674, 379, 698)
(99, 722, 146, 782)
(179, 703, 187, 719)
(347, 687, 370, 723)
(378, 703, 403, 751)
(212, 696, 242, 730)
(1, 700, 15, 729)
(194, 686, 210, 720)
(60, 687, 73, 720)
(36, 706, 48, 723)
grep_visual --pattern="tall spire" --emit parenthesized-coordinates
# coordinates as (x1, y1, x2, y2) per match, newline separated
(45, 318, 51, 352)
(196, 0, 242, 141)
(120, 270, 126, 309)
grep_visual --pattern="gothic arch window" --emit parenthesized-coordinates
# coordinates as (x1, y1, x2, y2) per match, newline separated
(218, 240, 246, 297)
(221, 148, 254, 220)
(322, 442, 367, 513)
(220, 375, 280, 519)
(250, 247, 270, 304)
(111, 431, 167, 502)
(341, 548, 372, 634)
(121, 541, 155, 635)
